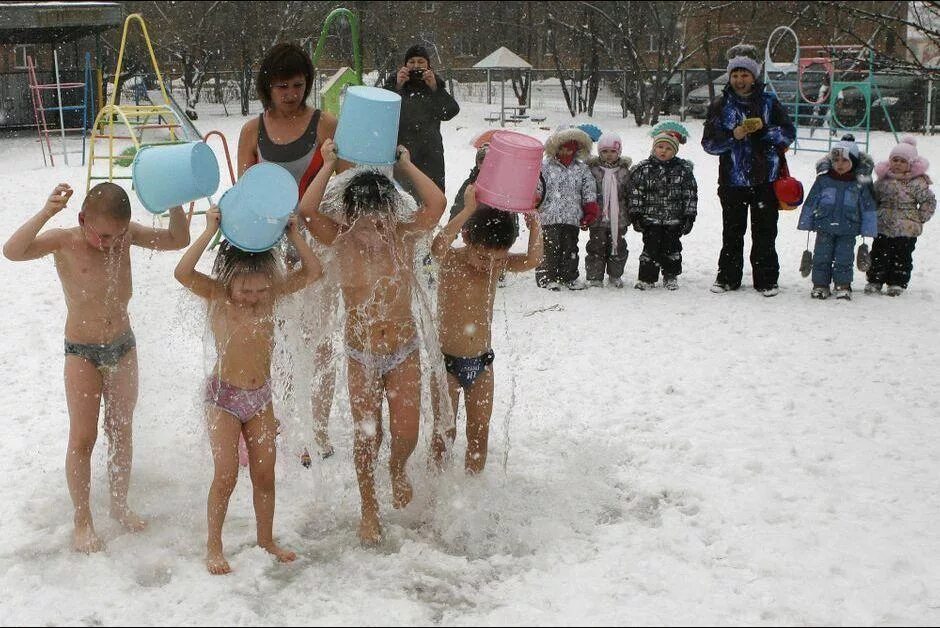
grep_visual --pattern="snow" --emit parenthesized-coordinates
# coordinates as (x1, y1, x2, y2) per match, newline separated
(1, 99, 939, 625)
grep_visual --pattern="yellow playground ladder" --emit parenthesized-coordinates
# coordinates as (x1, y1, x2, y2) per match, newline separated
(85, 13, 187, 191)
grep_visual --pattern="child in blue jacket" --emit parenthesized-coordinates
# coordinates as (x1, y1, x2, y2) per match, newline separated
(798, 135, 877, 300)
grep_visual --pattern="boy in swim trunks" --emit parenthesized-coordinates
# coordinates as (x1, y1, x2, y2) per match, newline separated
(299, 140, 446, 545)
(3, 182, 190, 553)
(430, 185, 542, 473)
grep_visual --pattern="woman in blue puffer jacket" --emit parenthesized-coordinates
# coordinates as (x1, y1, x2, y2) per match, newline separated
(702, 44, 795, 297)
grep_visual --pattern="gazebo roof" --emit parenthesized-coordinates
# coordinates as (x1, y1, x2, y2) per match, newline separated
(0, 2, 123, 44)
(473, 46, 532, 70)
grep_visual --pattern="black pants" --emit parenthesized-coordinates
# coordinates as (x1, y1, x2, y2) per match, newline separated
(867, 234, 917, 288)
(585, 225, 628, 280)
(638, 225, 682, 283)
(716, 184, 780, 290)
(537, 224, 580, 286)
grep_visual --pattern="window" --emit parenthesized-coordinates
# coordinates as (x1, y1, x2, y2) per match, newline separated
(453, 36, 478, 58)
(14, 44, 35, 70)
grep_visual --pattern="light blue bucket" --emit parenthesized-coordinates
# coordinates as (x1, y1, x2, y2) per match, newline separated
(335, 86, 402, 166)
(132, 142, 220, 214)
(219, 162, 298, 253)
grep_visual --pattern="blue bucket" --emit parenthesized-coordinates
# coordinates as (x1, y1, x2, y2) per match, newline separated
(132, 142, 220, 214)
(219, 163, 298, 253)
(335, 86, 401, 166)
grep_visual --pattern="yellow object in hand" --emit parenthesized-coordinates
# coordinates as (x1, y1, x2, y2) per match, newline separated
(743, 117, 763, 133)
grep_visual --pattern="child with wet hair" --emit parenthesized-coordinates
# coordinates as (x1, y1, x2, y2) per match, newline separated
(299, 139, 446, 546)
(3, 182, 190, 554)
(430, 185, 542, 473)
(174, 206, 322, 575)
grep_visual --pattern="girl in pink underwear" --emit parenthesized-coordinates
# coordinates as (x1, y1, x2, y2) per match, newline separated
(175, 206, 322, 575)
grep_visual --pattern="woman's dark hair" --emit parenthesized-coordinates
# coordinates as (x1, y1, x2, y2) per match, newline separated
(256, 43, 314, 110)
(212, 240, 281, 291)
(343, 171, 398, 222)
(462, 205, 518, 250)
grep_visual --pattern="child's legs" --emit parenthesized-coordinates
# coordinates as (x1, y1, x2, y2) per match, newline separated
(638, 226, 664, 283)
(384, 351, 421, 506)
(660, 226, 684, 278)
(64, 355, 103, 525)
(607, 228, 629, 279)
(431, 369, 460, 466)
(311, 340, 335, 450)
(536, 224, 563, 285)
(867, 234, 891, 284)
(101, 348, 138, 513)
(242, 405, 280, 547)
(887, 236, 917, 288)
(561, 225, 581, 282)
(811, 231, 836, 286)
(205, 406, 242, 553)
(347, 358, 384, 516)
(832, 234, 856, 285)
(463, 367, 495, 475)
(584, 226, 609, 281)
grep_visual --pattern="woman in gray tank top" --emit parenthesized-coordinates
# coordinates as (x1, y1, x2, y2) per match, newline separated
(236, 43, 340, 461)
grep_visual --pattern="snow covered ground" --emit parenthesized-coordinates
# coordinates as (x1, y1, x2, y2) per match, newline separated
(1, 99, 939, 625)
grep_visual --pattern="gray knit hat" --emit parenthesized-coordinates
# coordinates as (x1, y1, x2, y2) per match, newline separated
(726, 44, 761, 79)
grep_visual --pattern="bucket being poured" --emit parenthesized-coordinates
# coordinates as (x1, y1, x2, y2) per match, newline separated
(132, 142, 220, 214)
(335, 86, 401, 166)
(475, 130, 544, 213)
(219, 162, 297, 253)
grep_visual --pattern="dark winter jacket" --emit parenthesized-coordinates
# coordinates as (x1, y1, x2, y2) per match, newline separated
(627, 156, 698, 227)
(702, 82, 795, 188)
(383, 73, 460, 191)
(588, 156, 632, 227)
(798, 172, 878, 237)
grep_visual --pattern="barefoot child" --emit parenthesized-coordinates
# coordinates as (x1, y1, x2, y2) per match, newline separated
(430, 186, 542, 473)
(3, 182, 190, 553)
(299, 140, 446, 545)
(174, 207, 322, 574)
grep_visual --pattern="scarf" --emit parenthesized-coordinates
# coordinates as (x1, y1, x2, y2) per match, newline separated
(601, 163, 621, 246)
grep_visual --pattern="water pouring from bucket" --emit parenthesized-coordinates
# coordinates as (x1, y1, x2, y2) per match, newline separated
(334, 86, 402, 166)
(219, 162, 298, 253)
(132, 142, 221, 214)
(475, 131, 544, 213)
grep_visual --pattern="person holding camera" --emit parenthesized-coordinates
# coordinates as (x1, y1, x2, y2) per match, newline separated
(383, 45, 460, 195)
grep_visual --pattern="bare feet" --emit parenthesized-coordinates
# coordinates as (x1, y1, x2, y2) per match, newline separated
(110, 506, 148, 532)
(261, 541, 297, 563)
(206, 547, 232, 575)
(391, 473, 413, 510)
(358, 512, 382, 547)
(72, 520, 104, 554)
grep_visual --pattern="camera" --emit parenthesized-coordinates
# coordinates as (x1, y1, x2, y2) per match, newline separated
(408, 68, 425, 80)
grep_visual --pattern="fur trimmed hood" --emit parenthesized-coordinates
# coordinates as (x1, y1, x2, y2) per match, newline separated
(588, 156, 633, 169)
(815, 151, 875, 186)
(875, 157, 932, 184)
(544, 127, 593, 160)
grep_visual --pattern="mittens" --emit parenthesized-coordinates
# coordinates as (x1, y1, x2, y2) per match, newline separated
(800, 249, 813, 277)
(580, 201, 600, 228)
(856, 242, 871, 272)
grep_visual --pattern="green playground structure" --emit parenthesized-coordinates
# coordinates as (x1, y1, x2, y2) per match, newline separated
(310, 8, 363, 116)
(764, 26, 900, 154)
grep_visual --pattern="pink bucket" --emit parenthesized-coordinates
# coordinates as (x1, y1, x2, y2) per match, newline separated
(475, 131, 544, 213)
